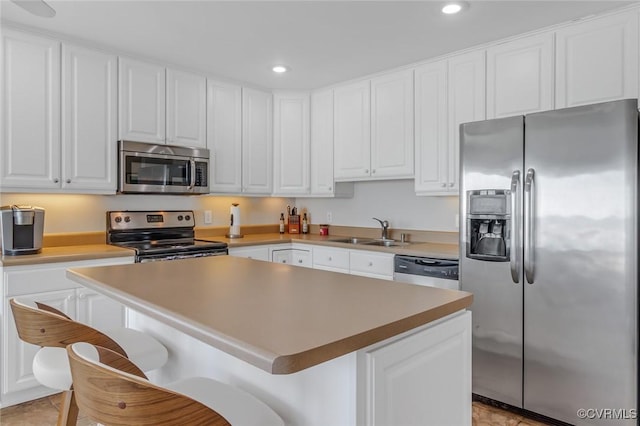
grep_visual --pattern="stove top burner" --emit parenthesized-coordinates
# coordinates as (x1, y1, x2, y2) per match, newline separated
(106, 210, 228, 262)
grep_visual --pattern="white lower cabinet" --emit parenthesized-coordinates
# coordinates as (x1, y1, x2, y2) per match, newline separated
(271, 248, 312, 268)
(228, 246, 270, 261)
(349, 250, 394, 280)
(312, 246, 350, 273)
(358, 311, 472, 425)
(1, 256, 132, 408)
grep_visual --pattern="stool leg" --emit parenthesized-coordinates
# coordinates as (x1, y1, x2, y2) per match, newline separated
(56, 389, 79, 426)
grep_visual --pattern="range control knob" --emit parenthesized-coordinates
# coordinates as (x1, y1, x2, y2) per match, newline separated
(115, 217, 122, 223)
(177, 215, 184, 221)
(124, 216, 131, 223)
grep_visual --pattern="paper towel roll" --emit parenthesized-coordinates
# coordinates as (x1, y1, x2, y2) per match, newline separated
(230, 203, 241, 236)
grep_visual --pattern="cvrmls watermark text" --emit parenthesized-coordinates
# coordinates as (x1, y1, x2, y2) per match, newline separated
(577, 408, 637, 420)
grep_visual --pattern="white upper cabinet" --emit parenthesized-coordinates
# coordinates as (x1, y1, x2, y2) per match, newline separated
(207, 79, 242, 193)
(273, 92, 310, 195)
(118, 57, 166, 144)
(334, 80, 371, 180)
(166, 69, 206, 148)
(370, 69, 414, 178)
(448, 50, 486, 192)
(62, 44, 117, 191)
(1, 30, 61, 190)
(487, 33, 554, 118)
(242, 88, 273, 194)
(310, 89, 335, 195)
(556, 11, 638, 108)
(414, 60, 448, 194)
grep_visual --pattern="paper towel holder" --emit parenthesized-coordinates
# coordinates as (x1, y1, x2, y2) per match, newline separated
(225, 203, 244, 239)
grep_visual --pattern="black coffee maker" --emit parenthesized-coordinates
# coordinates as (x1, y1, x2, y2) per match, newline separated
(0, 205, 45, 255)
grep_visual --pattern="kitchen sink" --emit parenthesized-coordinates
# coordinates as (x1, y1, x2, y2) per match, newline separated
(329, 237, 408, 247)
(329, 237, 375, 244)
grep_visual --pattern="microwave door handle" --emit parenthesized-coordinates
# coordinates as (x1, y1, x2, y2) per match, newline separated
(509, 170, 521, 284)
(189, 159, 196, 190)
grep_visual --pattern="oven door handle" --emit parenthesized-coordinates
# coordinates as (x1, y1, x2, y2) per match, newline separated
(189, 159, 196, 190)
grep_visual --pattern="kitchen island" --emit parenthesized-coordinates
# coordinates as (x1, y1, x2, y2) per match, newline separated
(67, 256, 472, 425)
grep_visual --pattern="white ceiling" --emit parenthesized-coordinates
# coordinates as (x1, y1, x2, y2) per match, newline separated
(0, 1, 634, 90)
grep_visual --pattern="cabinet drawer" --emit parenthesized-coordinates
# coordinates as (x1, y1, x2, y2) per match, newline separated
(291, 250, 312, 268)
(312, 247, 349, 271)
(350, 250, 394, 279)
(229, 246, 270, 261)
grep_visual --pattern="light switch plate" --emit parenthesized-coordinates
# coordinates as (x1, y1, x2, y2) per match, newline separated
(204, 210, 213, 224)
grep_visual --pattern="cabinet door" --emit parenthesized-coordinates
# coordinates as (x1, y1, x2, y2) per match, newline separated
(1, 30, 60, 190)
(414, 60, 448, 194)
(349, 250, 394, 280)
(333, 80, 371, 180)
(272, 249, 293, 264)
(273, 92, 310, 195)
(3, 290, 75, 395)
(166, 69, 206, 148)
(291, 249, 312, 268)
(76, 288, 126, 333)
(556, 11, 638, 108)
(448, 50, 486, 192)
(242, 88, 273, 194)
(61, 44, 117, 192)
(312, 246, 349, 272)
(371, 69, 414, 179)
(487, 33, 554, 118)
(310, 89, 335, 195)
(118, 57, 166, 143)
(207, 80, 242, 193)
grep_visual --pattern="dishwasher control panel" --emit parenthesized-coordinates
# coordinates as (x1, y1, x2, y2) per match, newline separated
(394, 255, 459, 281)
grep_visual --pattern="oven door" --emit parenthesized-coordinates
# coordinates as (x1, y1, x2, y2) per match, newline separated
(137, 249, 228, 263)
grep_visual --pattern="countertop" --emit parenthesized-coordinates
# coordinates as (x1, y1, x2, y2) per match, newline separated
(0, 244, 134, 267)
(202, 233, 460, 260)
(67, 256, 472, 374)
(0, 233, 458, 267)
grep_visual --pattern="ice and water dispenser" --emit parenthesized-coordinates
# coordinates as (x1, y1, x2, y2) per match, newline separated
(466, 190, 511, 261)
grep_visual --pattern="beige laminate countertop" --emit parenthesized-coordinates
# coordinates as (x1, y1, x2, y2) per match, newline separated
(67, 256, 472, 375)
(202, 233, 460, 259)
(0, 244, 134, 267)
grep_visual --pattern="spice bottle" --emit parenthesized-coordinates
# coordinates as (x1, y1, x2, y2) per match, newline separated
(279, 213, 285, 234)
(302, 213, 309, 234)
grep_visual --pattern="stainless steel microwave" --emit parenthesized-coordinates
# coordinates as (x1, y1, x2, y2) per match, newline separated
(118, 141, 209, 194)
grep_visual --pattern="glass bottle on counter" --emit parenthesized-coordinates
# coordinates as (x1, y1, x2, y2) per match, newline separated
(279, 213, 285, 234)
(302, 213, 309, 234)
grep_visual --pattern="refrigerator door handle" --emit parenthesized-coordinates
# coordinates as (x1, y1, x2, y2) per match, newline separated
(510, 170, 521, 284)
(524, 168, 535, 284)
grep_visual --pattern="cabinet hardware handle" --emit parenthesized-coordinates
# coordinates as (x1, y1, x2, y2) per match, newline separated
(441, 183, 446, 188)
(329, 187, 332, 191)
(449, 182, 455, 187)
(328, 256, 333, 261)
(298, 259, 303, 263)
(282, 260, 287, 263)
(54, 178, 59, 183)
(372, 170, 376, 174)
(365, 169, 369, 174)
(368, 261, 373, 267)
(66, 179, 71, 184)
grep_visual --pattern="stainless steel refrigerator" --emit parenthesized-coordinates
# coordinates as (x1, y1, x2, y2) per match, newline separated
(460, 99, 638, 425)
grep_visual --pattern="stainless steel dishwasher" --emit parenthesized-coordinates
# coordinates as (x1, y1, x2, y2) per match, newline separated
(393, 255, 459, 290)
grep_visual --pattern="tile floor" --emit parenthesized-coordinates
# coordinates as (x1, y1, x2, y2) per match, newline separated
(0, 394, 552, 425)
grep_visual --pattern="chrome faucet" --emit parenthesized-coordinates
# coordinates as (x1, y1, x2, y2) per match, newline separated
(372, 217, 390, 240)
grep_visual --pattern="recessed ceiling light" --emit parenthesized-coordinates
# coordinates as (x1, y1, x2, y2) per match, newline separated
(442, 2, 468, 15)
(272, 65, 289, 73)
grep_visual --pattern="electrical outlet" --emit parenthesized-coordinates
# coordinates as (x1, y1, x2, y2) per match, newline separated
(204, 210, 213, 224)
(326, 211, 333, 223)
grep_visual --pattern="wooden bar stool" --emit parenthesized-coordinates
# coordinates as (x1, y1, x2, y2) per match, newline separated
(10, 298, 169, 426)
(67, 342, 285, 425)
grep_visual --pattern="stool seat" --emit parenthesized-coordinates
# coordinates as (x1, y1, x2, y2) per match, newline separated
(168, 377, 284, 426)
(33, 327, 168, 390)
(68, 342, 285, 426)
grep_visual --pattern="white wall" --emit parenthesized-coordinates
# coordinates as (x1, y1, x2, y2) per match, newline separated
(0, 193, 293, 234)
(296, 180, 459, 232)
(0, 181, 458, 234)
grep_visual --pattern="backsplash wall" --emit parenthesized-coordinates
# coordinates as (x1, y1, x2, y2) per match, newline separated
(296, 180, 459, 232)
(0, 193, 294, 234)
(0, 180, 459, 234)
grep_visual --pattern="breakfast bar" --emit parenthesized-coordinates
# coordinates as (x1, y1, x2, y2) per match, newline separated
(67, 255, 472, 425)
